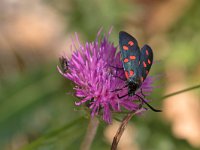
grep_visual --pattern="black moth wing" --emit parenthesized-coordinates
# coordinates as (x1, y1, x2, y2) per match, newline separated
(139, 44, 153, 81)
(119, 31, 140, 78)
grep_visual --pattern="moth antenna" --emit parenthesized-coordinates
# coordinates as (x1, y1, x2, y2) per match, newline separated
(135, 94, 162, 112)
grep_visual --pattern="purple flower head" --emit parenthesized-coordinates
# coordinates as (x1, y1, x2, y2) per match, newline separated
(58, 29, 154, 123)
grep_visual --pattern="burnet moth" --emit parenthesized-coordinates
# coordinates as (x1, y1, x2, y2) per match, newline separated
(115, 31, 161, 112)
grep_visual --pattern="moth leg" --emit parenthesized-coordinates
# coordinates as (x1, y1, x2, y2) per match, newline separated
(112, 75, 126, 81)
(109, 65, 124, 70)
(135, 89, 145, 108)
(109, 65, 126, 78)
(117, 93, 128, 99)
(109, 65, 125, 79)
(111, 84, 128, 92)
(108, 65, 126, 81)
(140, 88, 145, 98)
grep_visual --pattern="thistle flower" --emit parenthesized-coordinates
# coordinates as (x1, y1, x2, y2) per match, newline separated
(58, 30, 154, 123)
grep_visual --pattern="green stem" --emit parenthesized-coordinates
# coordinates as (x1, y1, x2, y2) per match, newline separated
(80, 117, 99, 150)
(162, 84, 200, 99)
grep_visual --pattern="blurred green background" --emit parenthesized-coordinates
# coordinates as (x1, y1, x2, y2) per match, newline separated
(0, 0, 200, 150)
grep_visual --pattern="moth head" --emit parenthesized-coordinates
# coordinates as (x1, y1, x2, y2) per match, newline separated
(127, 77, 141, 96)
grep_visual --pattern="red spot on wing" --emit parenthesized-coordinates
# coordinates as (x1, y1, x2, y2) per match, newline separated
(125, 71, 129, 79)
(128, 41, 134, 46)
(123, 45, 129, 50)
(129, 70, 134, 76)
(141, 77, 144, 82)
(124, 58, 129, 63)
(143, 61, 147, 67)
(148, 59, 151, 64)
(146, 50, 149, 55)
(130, 55, 136, 60)
(146, 70, 149, 74)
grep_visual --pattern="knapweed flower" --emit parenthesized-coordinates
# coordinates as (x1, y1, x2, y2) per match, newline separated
(58, 30, 154, 123)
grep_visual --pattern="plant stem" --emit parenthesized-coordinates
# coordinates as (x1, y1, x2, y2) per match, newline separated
(111, 110, 137, 150)
(162, 84, 200, 99)
(80, 117, 99, 150)
(111, 84, 200, 150)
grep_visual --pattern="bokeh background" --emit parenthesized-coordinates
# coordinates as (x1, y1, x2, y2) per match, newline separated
(0, 0, 200, 150)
